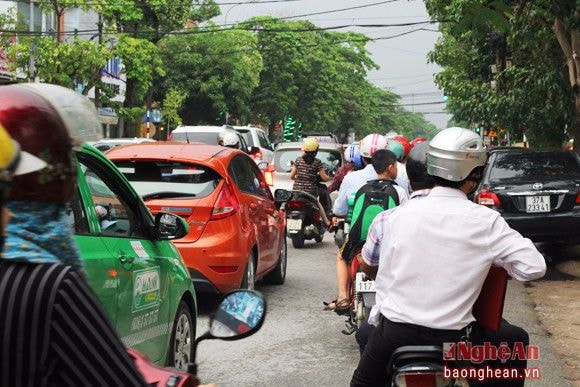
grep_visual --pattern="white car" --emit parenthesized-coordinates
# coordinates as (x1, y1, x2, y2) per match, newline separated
(266, 141, 344, 194)
(169, 125, 251, 153)
(89, 137, 156, 152)
(229, 125, 275, 164)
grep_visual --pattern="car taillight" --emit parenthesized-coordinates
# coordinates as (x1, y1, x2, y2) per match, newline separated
(476, 189, 500, 206)
(264, 164, 275, 187)
(576, 192, 580, 205)
(210, 183, 239, 220)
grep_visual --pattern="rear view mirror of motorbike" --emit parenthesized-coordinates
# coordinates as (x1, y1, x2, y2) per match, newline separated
(274, 189, 292, 203)
(196, 290, 266, 344)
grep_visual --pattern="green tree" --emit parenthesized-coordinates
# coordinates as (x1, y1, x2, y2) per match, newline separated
(425, 0, 577, 150)
(95, 0, 220, 135)
(157, 25, 263, 124)
(8, 37, 110, 95)
(244, 17, 380, 140)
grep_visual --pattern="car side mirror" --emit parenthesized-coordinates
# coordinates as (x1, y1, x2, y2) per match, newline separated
(154, 212, 189, 240)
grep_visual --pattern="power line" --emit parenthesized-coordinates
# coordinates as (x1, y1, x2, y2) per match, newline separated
(0, 20, 442, 37)
(369, 73, 435, 81)
(278, 0, 400, 20)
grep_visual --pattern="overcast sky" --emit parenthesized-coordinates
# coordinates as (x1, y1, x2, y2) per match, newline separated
(212, 0, 451, 130)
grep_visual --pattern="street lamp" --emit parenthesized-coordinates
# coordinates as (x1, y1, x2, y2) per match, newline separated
(224, 0, 255, 26)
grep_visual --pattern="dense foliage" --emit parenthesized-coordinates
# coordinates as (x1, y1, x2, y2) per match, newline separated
(425, 0, 579, 150)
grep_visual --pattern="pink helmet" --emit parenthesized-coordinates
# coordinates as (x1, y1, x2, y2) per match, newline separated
(359, 134, 388, 158)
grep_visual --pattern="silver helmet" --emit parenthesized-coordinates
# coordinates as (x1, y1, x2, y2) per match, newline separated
(427, 127, 487, 182)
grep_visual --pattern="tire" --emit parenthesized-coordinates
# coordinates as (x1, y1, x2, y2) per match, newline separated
(167, 300, 194, 371)
(291, 234, 305, 249)
(240, 252, 256, 290)
(265, 237, 287, 285)
(314, 225, 324, 243)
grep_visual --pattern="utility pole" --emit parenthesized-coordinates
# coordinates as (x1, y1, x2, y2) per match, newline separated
(28, 0, 35, 82)
(94, 13, 103, 108)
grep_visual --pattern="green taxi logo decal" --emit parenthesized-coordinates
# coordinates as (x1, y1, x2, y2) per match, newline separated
(133, 267, 161, 312)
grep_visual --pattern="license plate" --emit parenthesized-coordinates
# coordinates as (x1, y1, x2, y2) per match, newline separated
(287, 218, 302, 232)
(355, 272, 375, 293)
(525, 196, 550, 213)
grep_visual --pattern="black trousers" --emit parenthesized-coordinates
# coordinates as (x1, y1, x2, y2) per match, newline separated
(351, 316, 528, 387)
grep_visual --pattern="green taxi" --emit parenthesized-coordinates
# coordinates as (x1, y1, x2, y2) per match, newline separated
(71, 143, 196, 370)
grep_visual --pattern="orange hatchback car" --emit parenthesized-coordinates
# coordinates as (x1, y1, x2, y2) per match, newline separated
(107, 143, 287, 294)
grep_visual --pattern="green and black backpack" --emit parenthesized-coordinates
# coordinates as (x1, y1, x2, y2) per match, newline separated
(348, 179, 400, 243)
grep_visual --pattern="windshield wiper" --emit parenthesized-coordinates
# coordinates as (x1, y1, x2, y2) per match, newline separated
(141, 191, 195, 200)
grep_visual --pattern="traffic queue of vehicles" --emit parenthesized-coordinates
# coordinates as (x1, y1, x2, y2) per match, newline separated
(72, 125, 579, 377)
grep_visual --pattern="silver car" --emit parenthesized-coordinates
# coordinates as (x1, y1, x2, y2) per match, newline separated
(267, 141, 344, 194)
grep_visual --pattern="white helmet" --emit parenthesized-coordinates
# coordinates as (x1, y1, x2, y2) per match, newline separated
(344, 143, 360, 163)
(222, 132, 239, 148)
(427, 127, 487, 181)
(359, 134, 388, 158)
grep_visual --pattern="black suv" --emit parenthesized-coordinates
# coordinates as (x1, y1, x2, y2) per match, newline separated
(473, 148, 580, 243)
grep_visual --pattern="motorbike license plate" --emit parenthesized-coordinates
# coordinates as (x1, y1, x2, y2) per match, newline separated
(355, 272, 375, 293)
(525, 196, 550, 213)
(287, 218, 302, 233)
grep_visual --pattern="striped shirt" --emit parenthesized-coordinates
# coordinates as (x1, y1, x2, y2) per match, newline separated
(292, 157, 323, 196)
(0, 261, 147, 387)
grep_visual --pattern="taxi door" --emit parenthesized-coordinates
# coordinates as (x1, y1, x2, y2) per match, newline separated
(76, 152, 172, 364)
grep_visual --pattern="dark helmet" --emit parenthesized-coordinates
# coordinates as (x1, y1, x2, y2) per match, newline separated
(405, 141, 434, 191)
(0, 83, 101, 202)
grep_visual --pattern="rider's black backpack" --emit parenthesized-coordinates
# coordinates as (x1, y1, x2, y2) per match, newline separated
(348, 179, 400, 244)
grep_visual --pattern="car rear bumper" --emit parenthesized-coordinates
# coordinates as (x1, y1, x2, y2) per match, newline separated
(503, 209, 580, 243)
(174, 224, 249, 294)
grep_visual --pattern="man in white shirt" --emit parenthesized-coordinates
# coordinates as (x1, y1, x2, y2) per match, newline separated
(350, 128, 546, 386)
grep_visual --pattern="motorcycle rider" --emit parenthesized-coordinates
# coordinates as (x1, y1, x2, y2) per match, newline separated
(290, 137, 331, 226)
(386, 138, 410, 194)
(326, 135, 409, 312)
(328, 143, 363, 194)
(0, 83, 149, 386)
(350, 127, 546, 386)
(354, 140, 434, 353)
(222, 132, 240, 149)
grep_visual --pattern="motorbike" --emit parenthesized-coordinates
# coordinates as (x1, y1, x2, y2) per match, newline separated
(342, 250, 376, 336)
(285, 190, 326, 248)
(131, 289, 266, 386)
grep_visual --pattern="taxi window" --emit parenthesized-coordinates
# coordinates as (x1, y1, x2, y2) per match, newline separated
(79, 161, 146, 238)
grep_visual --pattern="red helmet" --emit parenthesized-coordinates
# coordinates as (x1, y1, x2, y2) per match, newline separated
(0, 83, 101, 202)
(392, 135, 411, 158)
(410, 137, 427, 148)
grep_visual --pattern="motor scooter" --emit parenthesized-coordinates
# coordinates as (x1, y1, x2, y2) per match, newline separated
(342, 251, 376, 336)
(131, 289, 266, 386)
(285, 190, 326, 248)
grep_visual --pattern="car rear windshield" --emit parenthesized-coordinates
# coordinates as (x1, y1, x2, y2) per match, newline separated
(274, 148, 342, 173)
(115, 161, 221, 198)
(171, 131, 219, 144)
(489, 152, 580, 181)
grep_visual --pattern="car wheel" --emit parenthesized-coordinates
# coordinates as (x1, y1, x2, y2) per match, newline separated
(291, 234, 305, 249)
(240, 252, 256, 290)
(167, 300, 193, 371)
(265, 236, 287, 285)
